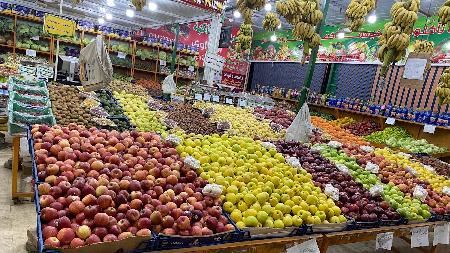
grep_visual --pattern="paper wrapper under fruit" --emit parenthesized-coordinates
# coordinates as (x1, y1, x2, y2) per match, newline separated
(184, 155, 200, 170)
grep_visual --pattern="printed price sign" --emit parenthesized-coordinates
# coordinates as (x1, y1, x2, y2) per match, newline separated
(225, 98, 233, 104)
(239, 99, 247, 107)
(194, 93, 202, 100)
(31, 36, 40, 41)
(403, 58, 427, 80)
(287, 239, 320, 253)
(188, 65, 195, 72)
(376, 232, 394, 250)
(44, 14, 76, 37)
(160, 60, 166, 66)
(411, 226, 429, 248)
(433, 223, 449, 246)
(212, 95, 220, 102)
(26, 49, 36, 57)
(385, 117, 396, 125)
(203, 93, 211, 101)
(423, 124, 436, 134)
(117, 52, 126, 59)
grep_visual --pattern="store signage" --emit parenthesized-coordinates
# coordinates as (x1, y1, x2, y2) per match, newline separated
(44, 14, 76, 37)
(204, 52, 225, 72)
(433, 223, 449, 246)
(203, 93, 211, 101)
(238, 99, 247, 107)
(26, 49, 36, 57)
(287, 239, 320, 253)
(423, 124, 436, 134)
(180, 0, 226, 13)
(194, 93, 202, 100)
(212, 95, 220, 102)
(376, 232, 394, 250)
(117, 52, 126, 59)
(385, 117, 396, 125)
(411, 226, 429, 248)
(403, 58, 427, 80)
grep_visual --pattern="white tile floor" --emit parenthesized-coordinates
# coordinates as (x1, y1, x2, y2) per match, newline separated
(0, 144, 449, 253)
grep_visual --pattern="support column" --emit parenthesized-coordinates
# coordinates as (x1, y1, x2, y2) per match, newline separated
(171, 23, 180, 74)
(203, 15, 223, 86)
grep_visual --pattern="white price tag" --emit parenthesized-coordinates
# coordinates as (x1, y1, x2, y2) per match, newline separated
(117, 52, 126, 59)
(212, 95, 220, 102)
(31, 36, 39, 41)
(433, 223, 449, 246)
(26, 49, 36, 57)
(403, 58, 427, 80)
(423, 124, 436, 134)
(194, 93, 202, 100)
(385, 117, 396, 125)
(203, 93, 211, 101)
(225, 98, 233, 104)
(188, 65, 195, 72)
(239, 99, 247, 107)
(160, 60, 166, 66)
(411, 226, 429, 248)
(376, 232, 394, 250)
(287, 239, 320, 253)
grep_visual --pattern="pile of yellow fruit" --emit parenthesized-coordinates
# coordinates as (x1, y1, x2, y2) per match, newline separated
(176, 133, 346, 229)
(332, 117, 355, 127)
(375, 149, 450, 193)
(114, 91, 167, 133)
(193, 102, 282, 140)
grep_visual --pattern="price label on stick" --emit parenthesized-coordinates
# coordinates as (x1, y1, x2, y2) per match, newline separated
(160, 60, 166, 66)
(239, 99, 247, 107)
(433, 223, 449, 246)
(225, 98, 233, 104)
(376, 232, 394, 250)
(411, 226, 429, 248)
(212, 95, 220, 102)
(26, 49, 36, 57)
(385, 117, 396, 125)
(31, 36, 39, 41)
(117, 52, 126, 59)
(287, 239, 320, 253)
(188, 65, 195, 72)
(194, 93, 202, 101)
(423, 124, 436, 134)
(203, 93, 211, 101)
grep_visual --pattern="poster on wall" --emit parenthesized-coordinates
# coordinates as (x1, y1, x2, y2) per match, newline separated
(251, 16, 450, 65)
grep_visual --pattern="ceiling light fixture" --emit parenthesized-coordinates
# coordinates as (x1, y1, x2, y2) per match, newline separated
(106, 0, 115, 7)
(264, 3, 272, 12)
(148, 2, 157, 11)
(105, 13, 112, 20)
(98, 17, 105, 24)
(270, 34, 277, 42)
(100, 7, 106, 13)
(233, 10, 241, 18)
(126, 9, 135, 18)
(368, 14, 377, 23)
(337, 32, 345, 39)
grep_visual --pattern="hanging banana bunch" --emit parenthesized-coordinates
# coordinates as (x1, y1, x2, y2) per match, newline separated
(438, 0, 450, 26)
(132, 0, 146, 11)
(435, 68, 450, 105)
(262, 12, 281, 31)
(345, 0, 376, 31)
(377, 0, 420, 76)
(235, 24, 253, 53)
(412, 40, 434, 70)
(275, 0, 304, 25)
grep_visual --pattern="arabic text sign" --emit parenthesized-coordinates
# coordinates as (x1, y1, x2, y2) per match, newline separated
(411, 226, 429, 248)
(376, 232, 394, 250)
(204, 52, 225, 72)
(44, 14, 76, 37)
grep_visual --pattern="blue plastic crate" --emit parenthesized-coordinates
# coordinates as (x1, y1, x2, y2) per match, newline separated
(153, 230, 241, 250)
(27, 125, 39, 183)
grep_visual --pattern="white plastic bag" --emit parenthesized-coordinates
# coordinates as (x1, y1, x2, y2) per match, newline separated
(202, 184, 223, 198)
(406, 166, 419, 177)
(324, 184, 339, 201)
(184, 156, 200, 169)
(360, 145, 375, 153)
(443, 186, 450, 196)
(261, 142, 276, 150)
(336, 164, 349, 174)
(165, 134, 181, 146)
(327, 141, 343, 149)
(285, 103, 312, 143)
(370, 185, 384, 197)
(286, 157, 302, 169)
(365, 162, 380, 173)
(413, 186, 428, 201)
(162, 74, 176, 94)
(423, 165, 436, 174)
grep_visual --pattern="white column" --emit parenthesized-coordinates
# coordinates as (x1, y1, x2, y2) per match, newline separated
(203, 14, 223, 86)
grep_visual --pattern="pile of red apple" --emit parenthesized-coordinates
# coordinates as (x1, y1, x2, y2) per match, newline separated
(253, 107, 294, 128)
(343, 121, 381, 136)
(341, 145, 450, 215)
(33, 124, 234, 249)
(274, 141, 400, 222)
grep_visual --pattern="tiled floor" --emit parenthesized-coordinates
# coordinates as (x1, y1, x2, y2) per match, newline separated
(0, 141, 449, 253)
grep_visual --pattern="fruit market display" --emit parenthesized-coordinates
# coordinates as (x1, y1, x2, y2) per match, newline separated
(48, 84, 95, 128)
(95, 90, 125, 117)
(193, 102, 282, 140)
(310, 111, 336, 121)
(412, 155, 450, 178)
(365, 126, 447, 154)
(177, 134, 346, 228)
(275, 141, 393, 222)
(343, 121, 381, 136)
(315, 144, 431, 221)
(435, 68, 450, 105)
(438, 0, 450, 26)
(345, 0, 376, 31)
(262, 12, 281, 32)
(377, 0, 420, 75)
(32, 124, 235, 249)
(253, 107, 295, 129)
(114, 91, 166, 133)
(331, 117, 355, 127)
(163, 103, 221, 135)
(137, 78, 161, 91)
(375, 149, 450, 195)
(311, 116, 369, 146)
(108, 79, 148, 99)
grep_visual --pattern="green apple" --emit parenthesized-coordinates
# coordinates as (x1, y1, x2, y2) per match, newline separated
(223, 201, 235, 213)
(272, 210, 283, 220)
(292, 215, 303, 226)
(269, 196, 279, 207)
(262, 204, 273, 215)
(236, 221, 246, 228)
(283, 214, 293, 227)
(237, 201, 248, 212)
(243, 193, 257, 205)
(292, 205, 302, 215)
(256, 192, 270, 204)
(273, 219, 285, 228)
(230, 210, 243, 222)
(329, 216, 340, 223)
(244, 216, 259, 227)
(257, 211, 269, 224)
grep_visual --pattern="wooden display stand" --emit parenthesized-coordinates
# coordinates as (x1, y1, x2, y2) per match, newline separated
(11, 135, 33, 201)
